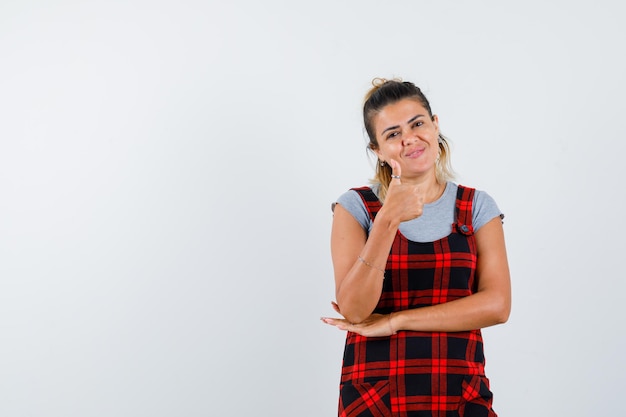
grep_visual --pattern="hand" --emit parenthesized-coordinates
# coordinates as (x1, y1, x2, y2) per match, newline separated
(321, 312, 397, 337)
(382, 160, 424, 223)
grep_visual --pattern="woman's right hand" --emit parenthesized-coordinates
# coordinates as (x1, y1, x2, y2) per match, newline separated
(381, 159, 425, 224)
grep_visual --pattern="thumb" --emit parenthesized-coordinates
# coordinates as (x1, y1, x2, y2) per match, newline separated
(389, 159, 401, 182)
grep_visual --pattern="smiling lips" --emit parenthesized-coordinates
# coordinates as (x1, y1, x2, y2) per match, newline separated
(405, 147, 425, 158)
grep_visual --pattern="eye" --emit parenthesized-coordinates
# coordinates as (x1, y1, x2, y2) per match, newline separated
(386, 131, 400, 140)
(413, 121, 424, 128)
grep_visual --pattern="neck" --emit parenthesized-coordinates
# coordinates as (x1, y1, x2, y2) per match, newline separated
(400, 174, 445, 203)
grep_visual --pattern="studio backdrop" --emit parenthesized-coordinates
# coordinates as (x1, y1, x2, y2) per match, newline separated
(0, 1, 624, 416)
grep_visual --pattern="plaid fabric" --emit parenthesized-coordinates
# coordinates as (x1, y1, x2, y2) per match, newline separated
(338, 186, 496, 417)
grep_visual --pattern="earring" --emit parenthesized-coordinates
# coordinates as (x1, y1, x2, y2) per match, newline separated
(379, 160, 385, 167)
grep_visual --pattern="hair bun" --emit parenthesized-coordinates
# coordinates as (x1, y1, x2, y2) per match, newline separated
(371, 77, 402, 88)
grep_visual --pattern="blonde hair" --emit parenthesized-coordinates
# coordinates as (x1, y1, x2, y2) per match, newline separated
(363, 78, 455, 201)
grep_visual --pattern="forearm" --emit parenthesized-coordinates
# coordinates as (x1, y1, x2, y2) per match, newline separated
(390, 290, 511, 333)
(335, 210, 399, 323)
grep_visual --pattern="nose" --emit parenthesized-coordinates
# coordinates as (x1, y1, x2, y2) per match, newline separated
(402, 132, 418, 146)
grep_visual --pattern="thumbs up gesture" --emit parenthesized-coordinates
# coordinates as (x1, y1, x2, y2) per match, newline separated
(382, 159, 425, 224)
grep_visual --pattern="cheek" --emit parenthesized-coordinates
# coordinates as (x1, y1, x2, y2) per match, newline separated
(382, 142, 402, 153)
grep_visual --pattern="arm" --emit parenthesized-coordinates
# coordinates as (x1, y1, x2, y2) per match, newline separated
(331, 203, 398, 324)
(331, 160, 424, 324)
(324, 216, 511, 336)
(391, 216, 511, 332)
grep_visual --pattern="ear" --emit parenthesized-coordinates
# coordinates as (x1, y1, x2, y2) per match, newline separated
(371, 145, 384, 162)
(431, 114, 440, 134)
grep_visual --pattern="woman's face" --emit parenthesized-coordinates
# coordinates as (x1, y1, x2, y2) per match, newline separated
(372, 98, 440, 181)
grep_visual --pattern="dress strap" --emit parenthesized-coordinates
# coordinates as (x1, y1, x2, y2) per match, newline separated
(351, 187, 381, 222)
(454, 185, 476, 236)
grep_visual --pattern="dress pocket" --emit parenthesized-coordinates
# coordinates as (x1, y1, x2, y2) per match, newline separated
(339, 380, 392, 417)
(458, 375, 497, 417)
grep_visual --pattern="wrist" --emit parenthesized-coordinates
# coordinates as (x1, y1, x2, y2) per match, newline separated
(374, 207, 401, 232)
(388, 312, 398, 334)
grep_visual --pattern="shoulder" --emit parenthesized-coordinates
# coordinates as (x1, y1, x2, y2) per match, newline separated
(469, 187, 504, 231)
(452, 183, 503, 231)
(472, 189, 501, 214)
(335, 187, 369, 208)
(332, 186, 376, 232)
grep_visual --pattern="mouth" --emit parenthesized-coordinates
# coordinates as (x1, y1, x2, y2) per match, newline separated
(405, 147, 425, 158)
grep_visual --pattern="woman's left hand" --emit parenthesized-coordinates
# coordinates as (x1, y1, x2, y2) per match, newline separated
(321, 312, 396, 337)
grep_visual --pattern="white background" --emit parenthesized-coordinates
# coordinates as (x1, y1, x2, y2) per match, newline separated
(1, 1, 624, 416)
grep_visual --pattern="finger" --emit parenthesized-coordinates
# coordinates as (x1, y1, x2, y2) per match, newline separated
(389, 159, 401, 182)
(320, 317, 351, 331)
(331, 301, 341, 314)
(321, 317, 343, 324)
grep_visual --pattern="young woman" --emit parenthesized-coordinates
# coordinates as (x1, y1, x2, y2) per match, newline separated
(322, 79, 511, 416)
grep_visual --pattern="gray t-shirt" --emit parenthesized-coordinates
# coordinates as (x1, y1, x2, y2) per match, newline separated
(334, 182, 503, 243)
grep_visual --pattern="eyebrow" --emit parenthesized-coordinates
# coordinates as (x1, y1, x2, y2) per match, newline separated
(380, 114, 426, 135)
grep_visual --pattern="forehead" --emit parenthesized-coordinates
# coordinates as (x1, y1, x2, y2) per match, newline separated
(374, 99, 430, 128)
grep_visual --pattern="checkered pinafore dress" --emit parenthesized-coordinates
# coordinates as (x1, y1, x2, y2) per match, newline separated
(338, 185, 496, 417)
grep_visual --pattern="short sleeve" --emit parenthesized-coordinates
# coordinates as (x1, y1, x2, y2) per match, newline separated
(472, 190, 504, 232)
(333, 189, 372, 232)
